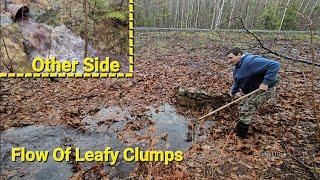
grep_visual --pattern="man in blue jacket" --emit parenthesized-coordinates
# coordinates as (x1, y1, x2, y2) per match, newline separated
(227, 47, 280, 138)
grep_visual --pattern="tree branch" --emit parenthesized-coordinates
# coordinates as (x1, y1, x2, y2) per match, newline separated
(215, 16, 320, 67)
(281, 142, 318, 179)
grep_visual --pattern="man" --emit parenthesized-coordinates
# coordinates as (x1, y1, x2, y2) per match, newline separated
(227, 47, 280, 138)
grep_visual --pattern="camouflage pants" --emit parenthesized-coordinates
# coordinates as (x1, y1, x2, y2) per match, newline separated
(238, 86, 276, 125)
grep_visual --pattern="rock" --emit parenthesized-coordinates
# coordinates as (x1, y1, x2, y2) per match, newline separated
(177, 87, 209, 99)
(175, 87, 231, 108)
(0, 13, 13, 26)
(20, 22, 97, 72)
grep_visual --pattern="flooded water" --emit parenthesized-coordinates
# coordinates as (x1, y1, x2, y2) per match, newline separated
(147, 104, 191, 150)
(0, 104, 192, 179)
(0, 125, 124, 179)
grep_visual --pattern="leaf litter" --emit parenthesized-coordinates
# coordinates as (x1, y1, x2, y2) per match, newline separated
(0, 31, 319, 179)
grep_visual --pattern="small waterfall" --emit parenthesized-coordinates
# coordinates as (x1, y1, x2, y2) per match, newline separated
(19, 20, 97, 72)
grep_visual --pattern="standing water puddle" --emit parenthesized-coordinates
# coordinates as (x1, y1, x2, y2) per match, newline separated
(0, 104, 192, 179)
(147, 104, 191, 150)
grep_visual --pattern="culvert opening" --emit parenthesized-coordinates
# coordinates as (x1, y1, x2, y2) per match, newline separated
(7, 4, 30, 21)
(15, 6, 29, 20)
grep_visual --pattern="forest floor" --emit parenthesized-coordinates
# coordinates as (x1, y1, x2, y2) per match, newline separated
(1, 31, 320, 179)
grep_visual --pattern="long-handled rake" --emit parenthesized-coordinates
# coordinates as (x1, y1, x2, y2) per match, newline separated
(192, 89, 260, 143)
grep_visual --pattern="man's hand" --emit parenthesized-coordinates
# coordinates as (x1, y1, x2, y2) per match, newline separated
(259, 83, 268, 91)
(229, 91, 234, 97)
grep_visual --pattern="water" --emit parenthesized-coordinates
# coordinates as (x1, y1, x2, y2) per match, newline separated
(18, 19, 128, 73)
(0, 104, 192, 179)
(147, 104, 191, 151)
(19, 20, 97, 72)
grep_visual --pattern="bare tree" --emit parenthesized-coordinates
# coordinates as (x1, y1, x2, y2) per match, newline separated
(194, 0, 200, 28)
(83, 0, 88, 58)
(174, 0, 179, 27)
(181, 1, 184, 28)
(169, 0, 173, 28)
(210, 0, 217, 29)
(308, 0, 319, 17)
(304, 0, 312, 12)
(228, 0, 236, 27)
(134, 0, 320, 30)
(279, 0, 292, 31)
(4, 0, 8, 10)
(186, 0, 190, 28)
(299, 0, 306, 11)
(215, 0, 225, 29)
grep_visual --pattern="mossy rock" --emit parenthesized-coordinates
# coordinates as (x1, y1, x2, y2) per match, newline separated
(175, 87, 231, 108)
(0, 24, 31, 73)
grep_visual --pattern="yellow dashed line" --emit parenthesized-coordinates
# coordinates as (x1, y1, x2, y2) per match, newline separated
(41, 73, 49, 78)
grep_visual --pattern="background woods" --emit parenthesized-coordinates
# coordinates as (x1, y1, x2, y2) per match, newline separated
(135, 0, 320, 31)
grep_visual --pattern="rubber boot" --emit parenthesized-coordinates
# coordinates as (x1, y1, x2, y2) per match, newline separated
(236, 122, 249, 139)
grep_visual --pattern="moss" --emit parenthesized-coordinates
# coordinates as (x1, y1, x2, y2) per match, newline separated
(107, 11, 127, 23)
(0, 24, 31, 73)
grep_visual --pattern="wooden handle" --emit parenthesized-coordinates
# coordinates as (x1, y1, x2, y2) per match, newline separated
(198, 89, 260, 120)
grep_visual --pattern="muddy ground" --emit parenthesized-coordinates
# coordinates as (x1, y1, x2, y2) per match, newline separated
(1, 31, 320, 179)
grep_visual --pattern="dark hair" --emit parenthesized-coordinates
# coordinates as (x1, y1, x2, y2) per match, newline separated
(226, 47, 243, 56)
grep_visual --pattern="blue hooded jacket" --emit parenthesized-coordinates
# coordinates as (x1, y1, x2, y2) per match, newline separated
(231, 53, 280, 95)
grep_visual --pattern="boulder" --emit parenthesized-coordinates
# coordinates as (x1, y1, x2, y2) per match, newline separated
(0, 13, 13, 26)
(175, 87, 231, 108)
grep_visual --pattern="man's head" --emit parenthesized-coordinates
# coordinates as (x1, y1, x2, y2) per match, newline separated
(226, 47, 243, 65)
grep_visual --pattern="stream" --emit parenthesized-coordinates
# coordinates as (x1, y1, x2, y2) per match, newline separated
(0, 104, 193, 179)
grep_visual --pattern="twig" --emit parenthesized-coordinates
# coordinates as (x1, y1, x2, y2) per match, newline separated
(281, 142, 318, 180)
(119, 175, 138, 180)
(67, 93, 99, 100)
(219, 119, 241, 157)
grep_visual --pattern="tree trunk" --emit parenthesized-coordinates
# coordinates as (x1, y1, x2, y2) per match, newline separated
(186, 0, 190, 28)
(299, 0, 306, 11)
(195, 0, 200, 28)
(83, 0, 88, 59)
(308, 0, 319, 17)
(279, 0, 292, 31)
(4, 0, 8, 10)
(190, 0, 195, 28)
(304, 0, 312, 12)
(169, 0, 173, 28)
(174, 0, 179, 28)
(228, 0, 236, 27)
(215, 0, 225, 29)
(210, 0, 217, 29)
(181, 1, 184, 28)
(244, 0, 250, 28)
